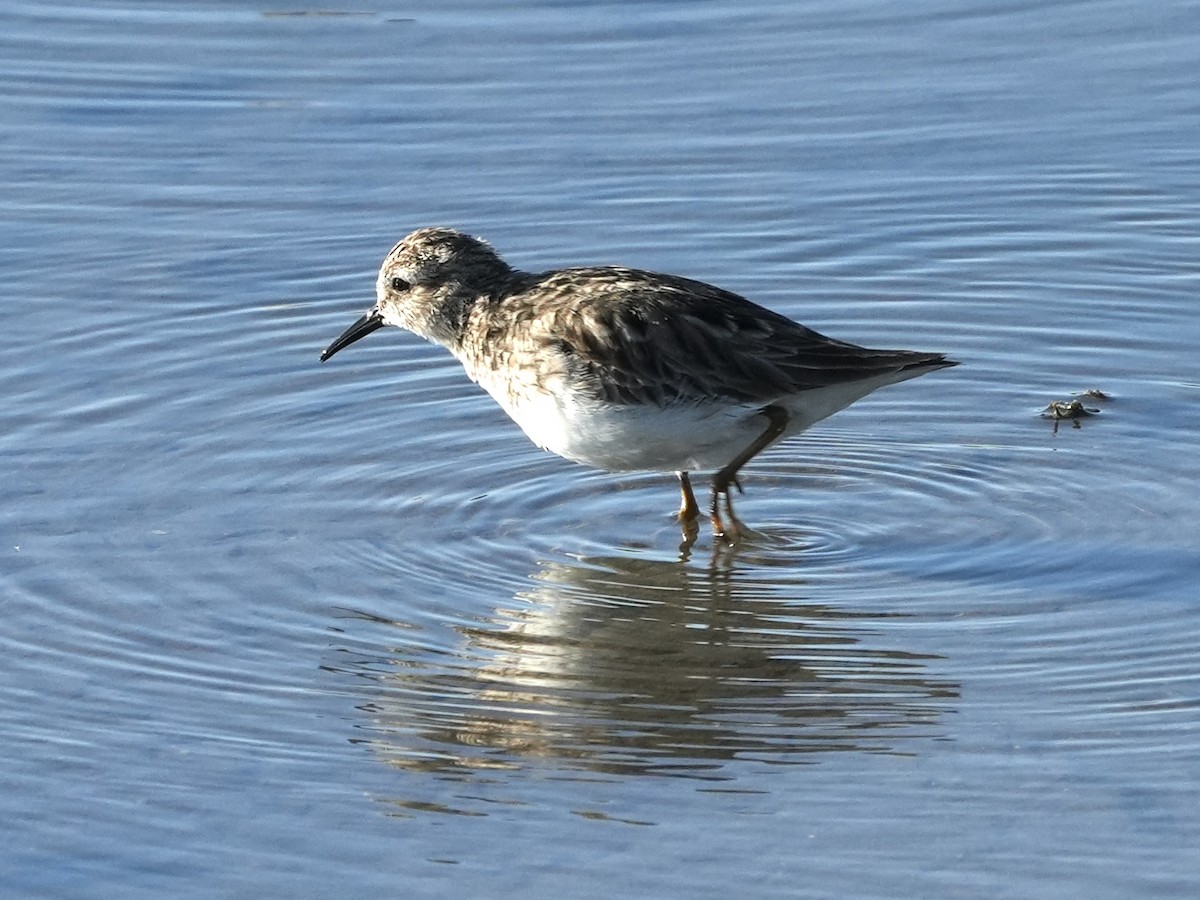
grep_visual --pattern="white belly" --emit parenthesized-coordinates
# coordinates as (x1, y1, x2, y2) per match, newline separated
(533, 396, 768, 472)
(472, 373, 766, 472)
(472, 366, 915, 474)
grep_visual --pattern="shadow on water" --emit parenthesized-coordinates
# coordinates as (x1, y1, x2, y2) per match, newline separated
(324, 548, 959, 810)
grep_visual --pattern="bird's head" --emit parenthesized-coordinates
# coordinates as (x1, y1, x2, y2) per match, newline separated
(320, 227, 512, 361)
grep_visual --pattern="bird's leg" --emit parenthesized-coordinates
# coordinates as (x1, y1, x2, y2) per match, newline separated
(710, 480, 747, 541)
(710, 405, 789, 540)
(675, 471, 702, 551)
(676, 471, 701, 524)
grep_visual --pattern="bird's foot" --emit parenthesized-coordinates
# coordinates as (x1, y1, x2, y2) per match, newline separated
(709, 486, 746, 543)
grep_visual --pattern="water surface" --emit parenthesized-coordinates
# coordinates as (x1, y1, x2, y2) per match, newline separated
(3, 1, 1199, 897)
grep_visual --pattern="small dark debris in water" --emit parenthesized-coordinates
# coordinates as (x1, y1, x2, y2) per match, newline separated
(1041, 389, 1110, 432)
(1042, 399, 1098, 420)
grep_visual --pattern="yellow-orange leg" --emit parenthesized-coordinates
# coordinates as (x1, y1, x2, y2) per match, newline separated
(676, 470, 701, 524)
(710, 405, 789, 540)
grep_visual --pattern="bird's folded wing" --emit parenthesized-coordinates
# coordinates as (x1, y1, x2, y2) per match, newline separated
(527, 268, 947, 407)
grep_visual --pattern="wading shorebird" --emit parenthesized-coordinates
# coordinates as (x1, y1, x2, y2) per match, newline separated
(321, 228, 957, 540)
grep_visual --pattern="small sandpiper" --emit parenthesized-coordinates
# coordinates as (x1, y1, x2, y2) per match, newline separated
(321, 228, 957, 540)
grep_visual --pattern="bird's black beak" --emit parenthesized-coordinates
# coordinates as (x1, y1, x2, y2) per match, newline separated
(320, 308, 385, 362)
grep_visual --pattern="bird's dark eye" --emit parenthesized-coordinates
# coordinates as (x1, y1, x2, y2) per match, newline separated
(390, 276, 411, 292)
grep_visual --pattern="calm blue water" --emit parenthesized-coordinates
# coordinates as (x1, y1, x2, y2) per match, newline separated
(3, 1, 1199, 897)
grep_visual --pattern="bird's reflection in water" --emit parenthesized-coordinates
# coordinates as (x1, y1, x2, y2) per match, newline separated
(331, 553, 958, 783)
